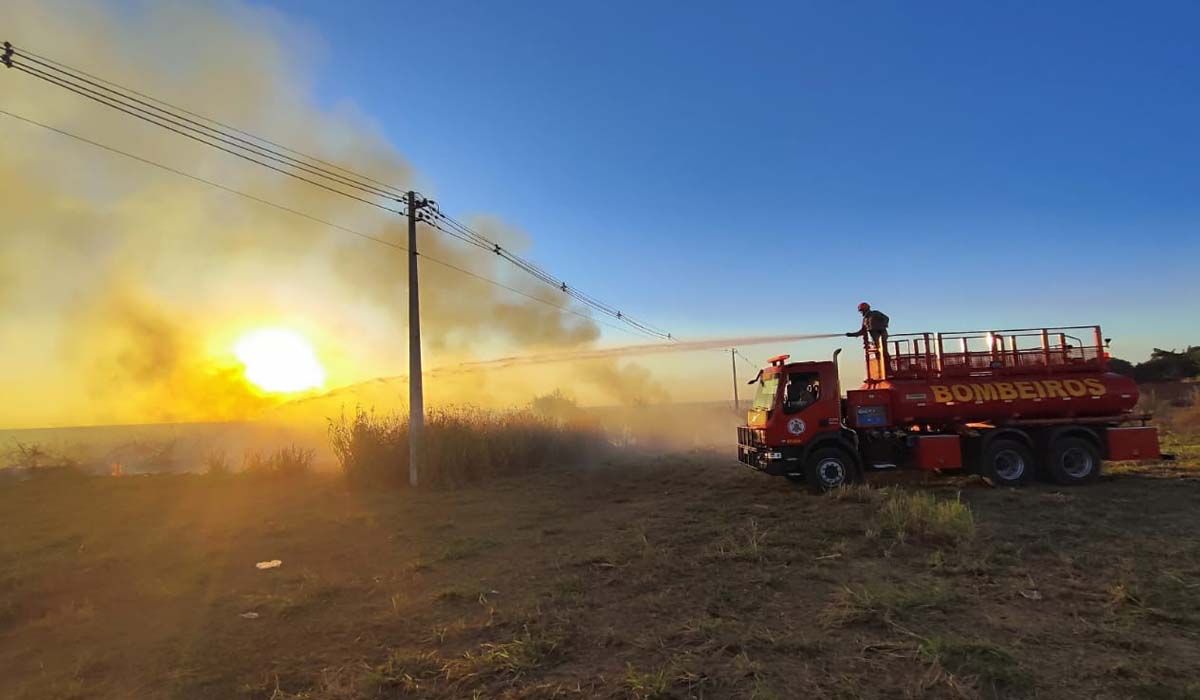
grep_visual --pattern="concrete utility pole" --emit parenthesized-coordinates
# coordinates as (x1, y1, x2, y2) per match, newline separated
(731, 348, 740, 412)
(406, 191, 425, 487)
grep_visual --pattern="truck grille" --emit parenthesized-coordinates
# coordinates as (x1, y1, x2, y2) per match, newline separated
(737, 426, 766, 469)
(738, 426, 765, 447)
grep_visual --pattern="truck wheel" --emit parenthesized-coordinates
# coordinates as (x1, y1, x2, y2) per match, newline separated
(802, 448, 852, 494)
(1047, 436, 1102, 485)
(980, 439, 1033, 487)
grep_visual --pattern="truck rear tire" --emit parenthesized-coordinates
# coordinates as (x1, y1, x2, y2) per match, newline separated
(802, 448, 852, 494)
(1047, 436, 1102, 485)
(980, 438, 1033, 487)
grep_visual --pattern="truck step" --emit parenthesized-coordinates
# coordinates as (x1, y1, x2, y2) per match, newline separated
(870, 463, 898, 470)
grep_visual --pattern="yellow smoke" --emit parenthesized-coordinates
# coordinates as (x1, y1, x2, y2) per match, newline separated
(0, 0, 681, 429)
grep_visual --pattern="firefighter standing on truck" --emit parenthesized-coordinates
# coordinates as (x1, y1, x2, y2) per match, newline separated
(846, 302, 889, 347)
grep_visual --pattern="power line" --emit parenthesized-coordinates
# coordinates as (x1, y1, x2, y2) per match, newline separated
(734, 349, 760, 369)
(12, 43, 410, 199)
(13, 47, 406, 204)
(430, 210, 675, 340)
(8, 60, 405, 215)
(2, 41, 677, 341)
(0, 107, 660, 342)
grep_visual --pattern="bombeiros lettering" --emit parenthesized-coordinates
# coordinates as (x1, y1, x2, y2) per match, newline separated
(930, 378, 1106, 403)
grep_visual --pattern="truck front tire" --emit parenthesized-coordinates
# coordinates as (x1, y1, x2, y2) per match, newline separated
(802, 448, 852, 494)
(980, 438, 1033, 487)
(1047, 436, 1102, 485)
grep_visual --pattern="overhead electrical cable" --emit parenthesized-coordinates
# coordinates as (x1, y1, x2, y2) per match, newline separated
(430, 211, 675, 340)
(8, 60, 404, 214)
(2, 41, 677, 341)
(0, 107, 661, 342)
(734, 349, 760, 369)
(10, 45, 412, 202)
(8, 61, 405, 215)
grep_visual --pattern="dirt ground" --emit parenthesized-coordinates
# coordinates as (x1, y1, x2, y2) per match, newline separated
(1, 440, 1198, 699)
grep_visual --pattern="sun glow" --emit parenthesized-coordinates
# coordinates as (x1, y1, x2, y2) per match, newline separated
(233, 328, 326, 393)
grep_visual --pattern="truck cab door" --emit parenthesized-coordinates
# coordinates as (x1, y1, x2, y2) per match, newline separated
(777, 369, 841, 442)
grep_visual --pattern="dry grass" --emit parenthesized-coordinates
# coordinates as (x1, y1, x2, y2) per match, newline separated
(1, 442, 1198, 699)
(1172, 402, 1200, 432)
(445, 624, 569, 681)
(872, 488, 976, 544)
(202, 450, 232, 476)
(821, 580, 958, 628)
(710, 518, 770, 562)
(242, 445, 314, 477)
(327, 405, 605, 488)
(918, 636, 1032, 697)
(623, 664, 672, 699)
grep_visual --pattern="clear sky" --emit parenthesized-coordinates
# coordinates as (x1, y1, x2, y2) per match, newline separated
(250, 0, 1199, 363)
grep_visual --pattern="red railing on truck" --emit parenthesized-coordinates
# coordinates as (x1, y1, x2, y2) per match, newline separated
(864, 326, 1108, 383)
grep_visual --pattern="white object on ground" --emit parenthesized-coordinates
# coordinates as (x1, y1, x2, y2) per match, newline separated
(240, 612, 260, 619)
(255, 559, 283, 570)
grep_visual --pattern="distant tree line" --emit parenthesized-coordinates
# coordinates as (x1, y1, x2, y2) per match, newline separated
(1110, 347, 1200, 382)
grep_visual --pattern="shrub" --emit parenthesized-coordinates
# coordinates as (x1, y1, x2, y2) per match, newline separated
(328, 404, 606, 488)
(874, 489, 975, 544)
(327, 408, 406, 487)
(242, 445, 313, 478)
(3, 441, 81, 472)
(203, 450, 232, 476)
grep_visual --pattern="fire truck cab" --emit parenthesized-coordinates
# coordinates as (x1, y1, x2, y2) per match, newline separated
(737, 351, 862, 490)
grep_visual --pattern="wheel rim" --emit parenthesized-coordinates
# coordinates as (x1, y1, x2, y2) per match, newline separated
(816, 458, 846, 487)
(1060, 447, 1095, 479)
(993, 449, 1025, 481)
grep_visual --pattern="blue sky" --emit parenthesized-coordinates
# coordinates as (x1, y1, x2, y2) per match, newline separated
(259, 0, 1197, 362)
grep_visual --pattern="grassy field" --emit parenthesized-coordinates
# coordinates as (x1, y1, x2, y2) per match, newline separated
(1, 442, 1198, 699)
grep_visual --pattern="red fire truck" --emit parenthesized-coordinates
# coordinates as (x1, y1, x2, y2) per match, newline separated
(736, 325, 1162, 492)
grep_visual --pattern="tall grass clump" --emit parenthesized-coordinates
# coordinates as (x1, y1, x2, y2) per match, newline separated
(1169, 401, 1200, 435)
(241, 445, 314, 478)
(874, 489, 975, 544)
(203, 450, 232, 476)
(328, 403, 606, 488)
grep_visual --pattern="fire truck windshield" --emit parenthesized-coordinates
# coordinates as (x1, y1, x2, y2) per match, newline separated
(751, 375, 779, 411)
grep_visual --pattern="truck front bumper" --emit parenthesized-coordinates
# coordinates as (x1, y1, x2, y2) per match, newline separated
(737, 427, 801, 476)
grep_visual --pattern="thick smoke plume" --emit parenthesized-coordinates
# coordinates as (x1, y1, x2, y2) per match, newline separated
(0, 0, 665, 428)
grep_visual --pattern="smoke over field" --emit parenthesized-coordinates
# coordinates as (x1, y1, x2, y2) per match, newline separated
(0, 0, 708, 429)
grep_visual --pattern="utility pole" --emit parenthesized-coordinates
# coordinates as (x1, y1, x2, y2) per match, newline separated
(406, 191, 425, 487)
(731, 348, 740, 412)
